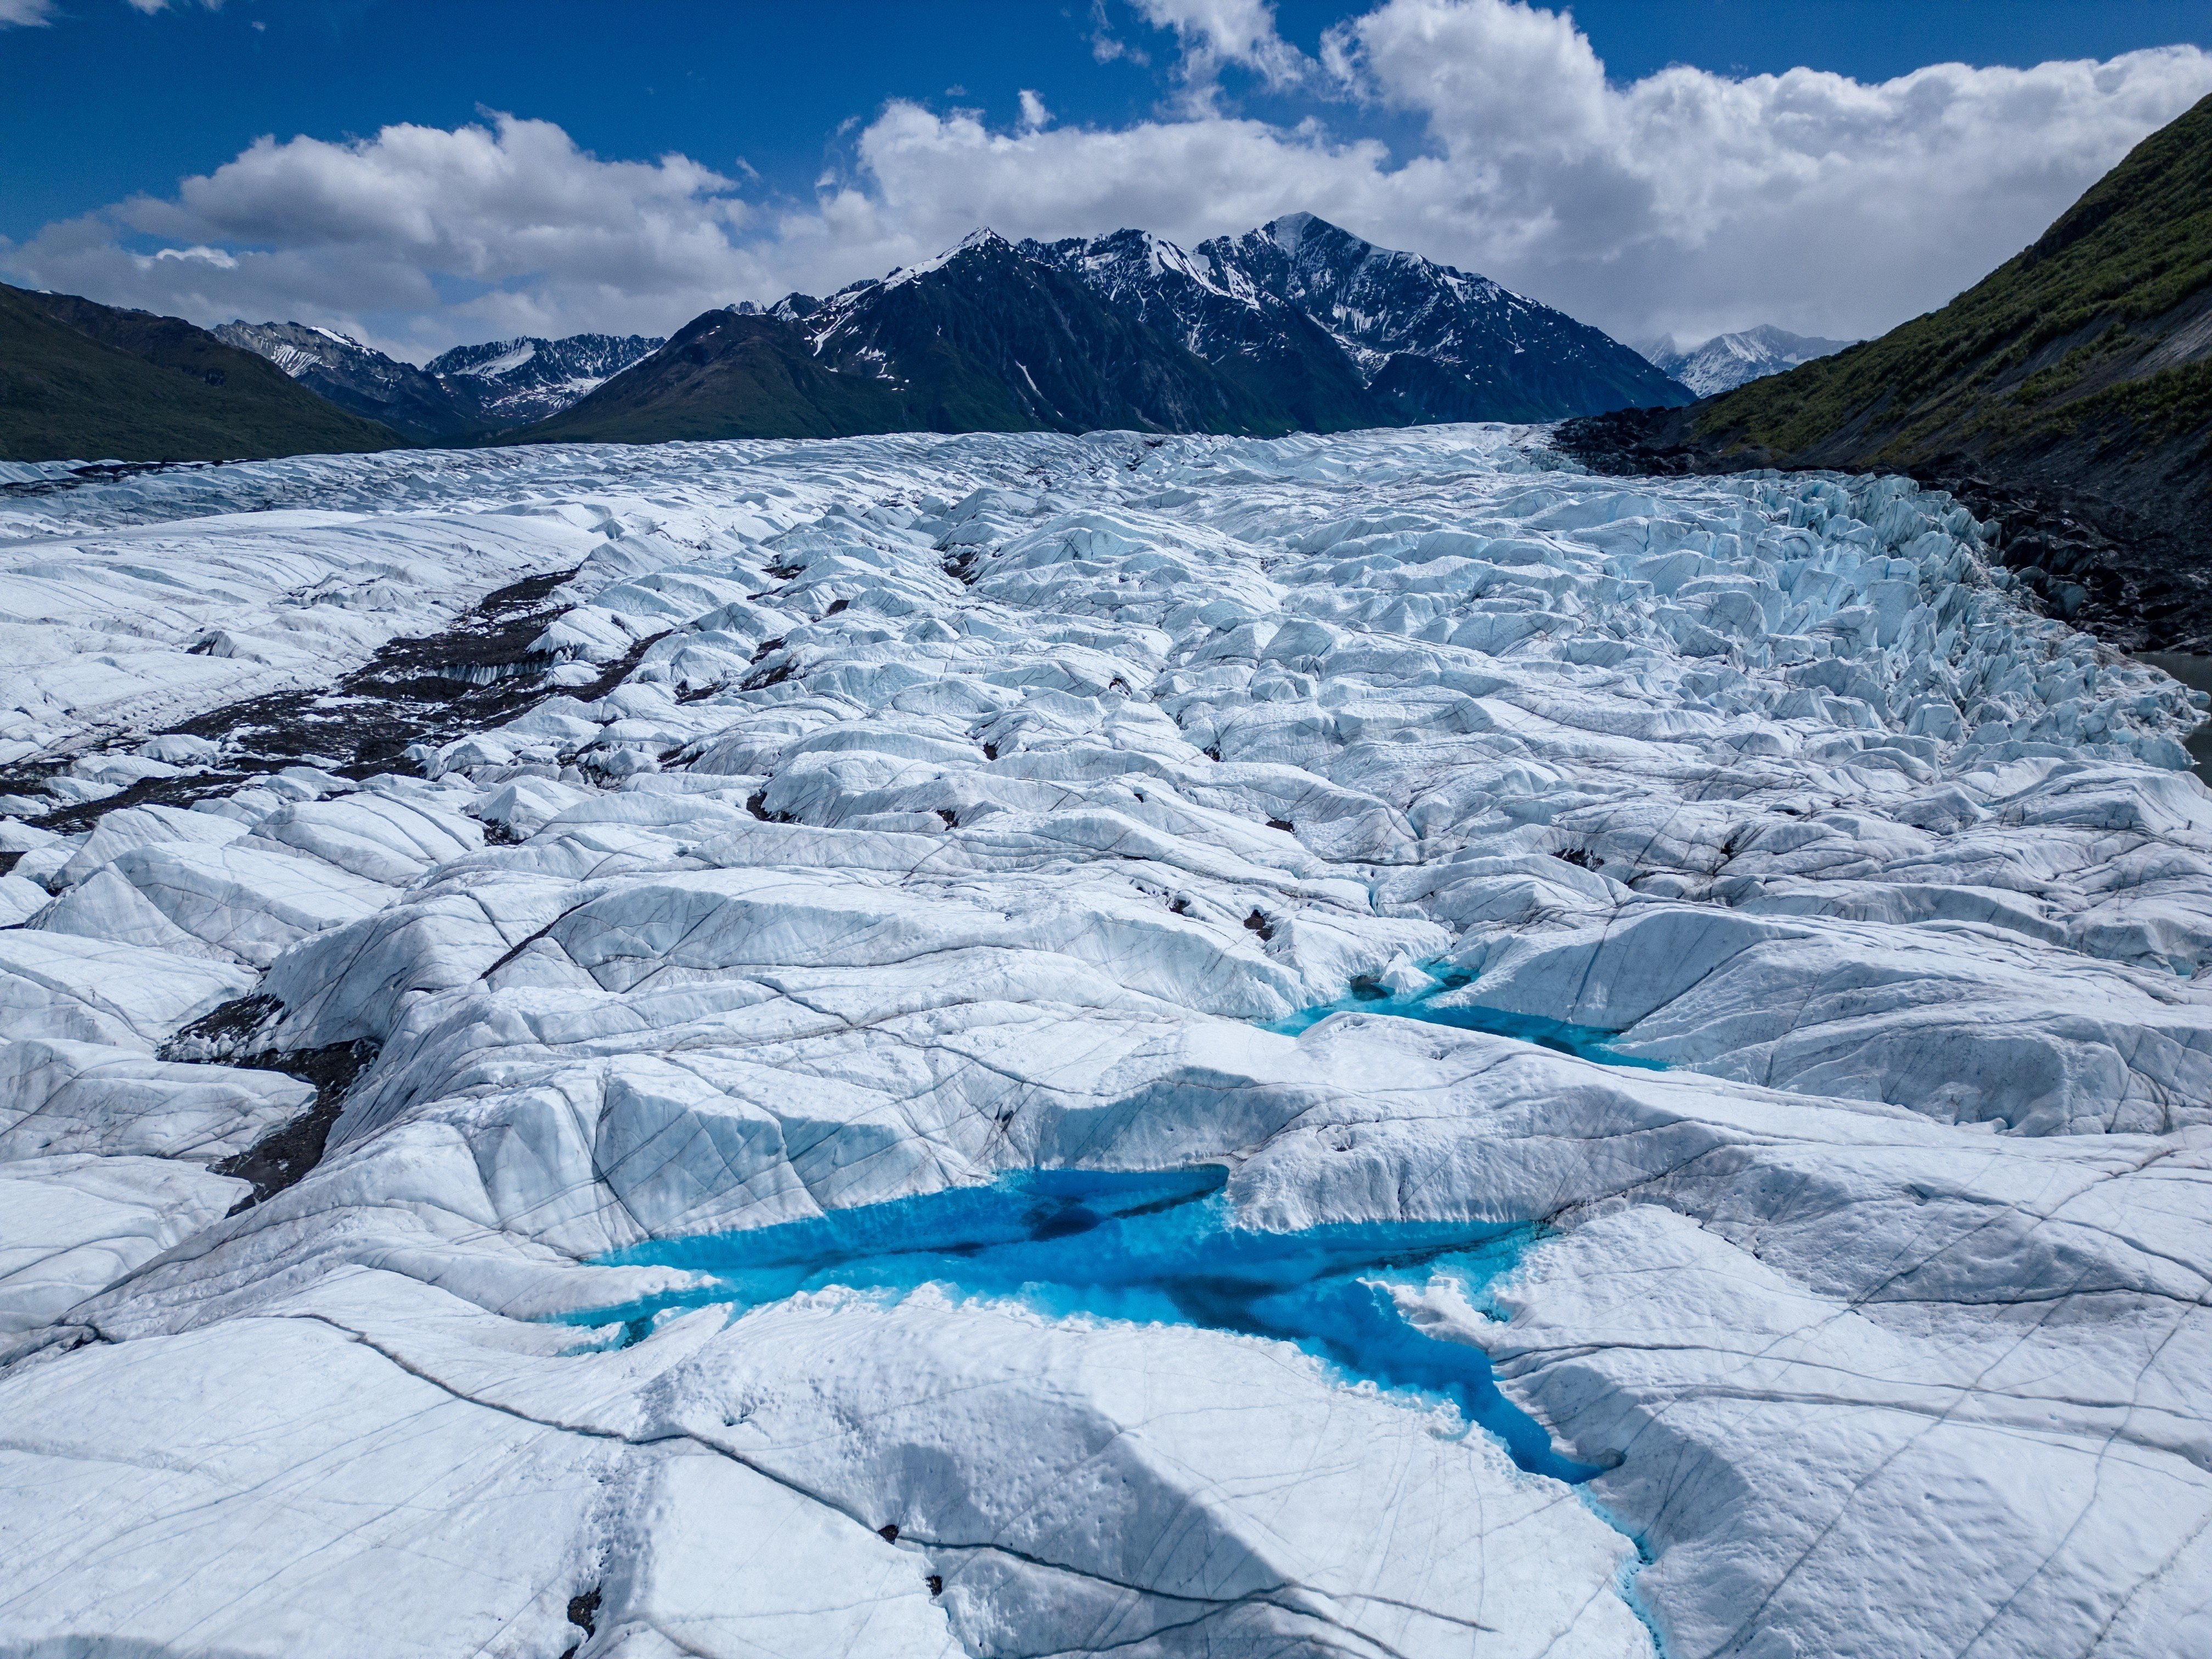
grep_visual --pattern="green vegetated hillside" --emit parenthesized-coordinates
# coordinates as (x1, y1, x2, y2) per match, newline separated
(0, 283, 407, 462)
(1556, 92, 2212, 647)
(1696, 92, 2212, 510)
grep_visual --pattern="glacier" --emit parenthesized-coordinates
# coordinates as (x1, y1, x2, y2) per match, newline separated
(2, 425, 2210, 1658)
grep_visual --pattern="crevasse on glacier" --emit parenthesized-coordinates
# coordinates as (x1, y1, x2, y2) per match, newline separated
(1, 425, 2209, 1659)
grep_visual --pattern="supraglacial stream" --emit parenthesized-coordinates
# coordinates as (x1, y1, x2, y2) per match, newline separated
(1267, 970, 1669, 1066)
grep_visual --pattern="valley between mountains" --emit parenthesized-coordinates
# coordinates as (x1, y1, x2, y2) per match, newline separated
(3, 423, 2210, 1658)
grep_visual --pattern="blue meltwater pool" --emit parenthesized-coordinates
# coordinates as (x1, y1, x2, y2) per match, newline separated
(575, 1165, 1600, 1485)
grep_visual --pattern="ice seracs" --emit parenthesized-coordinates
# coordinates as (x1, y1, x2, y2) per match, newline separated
(1, 424, 2209, 1657)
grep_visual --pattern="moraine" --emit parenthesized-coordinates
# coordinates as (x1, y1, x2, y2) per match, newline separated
(1, 426, 2208, 1659)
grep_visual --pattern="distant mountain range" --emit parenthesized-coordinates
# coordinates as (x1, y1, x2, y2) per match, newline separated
(422, 334, 665, 426)
(3, 212, 1688, 462)
(526, 215, 1690, 445)
(210, 323, 663, 443)
(1635, 325, 1855, 396)
(1561, 91, 2212, 652)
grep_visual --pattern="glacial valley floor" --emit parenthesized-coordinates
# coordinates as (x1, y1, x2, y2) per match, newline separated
(2, 426, 2210, 1657)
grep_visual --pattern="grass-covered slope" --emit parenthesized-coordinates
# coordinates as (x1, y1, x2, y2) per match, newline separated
(0, 284, 407, 461)
(1696, 93, 2212, 494)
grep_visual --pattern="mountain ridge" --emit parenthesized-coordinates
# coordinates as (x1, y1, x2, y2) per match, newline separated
(424, 332, 665, 426)
(523, 230, 1282, 445)
(1199, 212, 1681, 421)
(1, 284, 408, 463)
(213, 323, 663, 443)
(1638, 325, 1856, 396)
(527, 213, 1688, 446)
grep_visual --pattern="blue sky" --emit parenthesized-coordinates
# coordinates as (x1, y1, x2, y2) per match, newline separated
(5, 0, 2210, 358)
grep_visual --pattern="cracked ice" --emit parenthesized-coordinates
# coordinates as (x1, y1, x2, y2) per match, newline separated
(2, 425, 2210, 1658)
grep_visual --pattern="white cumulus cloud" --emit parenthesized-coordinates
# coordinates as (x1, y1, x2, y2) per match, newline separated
(4, 114, 784, 358)
(1318, 0, 2212, 342)
(5, 0, 2209, 360)
(843, 0, 2212, 346)
(1132, 0, 1313, 109)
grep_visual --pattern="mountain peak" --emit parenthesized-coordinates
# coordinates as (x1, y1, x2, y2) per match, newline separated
(1264, 211, 1324, 253)
(1643, 325, 1853, 395)
(213, 324, 664, 442)
(539, 211, 1687, 445)
(882, 228, 1016, 291)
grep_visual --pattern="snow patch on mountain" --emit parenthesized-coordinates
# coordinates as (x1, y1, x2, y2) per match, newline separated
(1640, 324, 1856, 396)
(216, 323, 665, 438)
(425, 332, 667, 425)
(879, 228, 1018, 293)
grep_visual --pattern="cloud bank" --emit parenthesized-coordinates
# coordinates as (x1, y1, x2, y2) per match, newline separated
(8, 0, 2210, 360)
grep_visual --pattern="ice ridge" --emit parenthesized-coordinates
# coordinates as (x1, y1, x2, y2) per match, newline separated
(0, 423, 2209, 1658)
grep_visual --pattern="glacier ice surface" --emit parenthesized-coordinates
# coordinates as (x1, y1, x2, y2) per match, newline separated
(2, 425, 2210, 1658)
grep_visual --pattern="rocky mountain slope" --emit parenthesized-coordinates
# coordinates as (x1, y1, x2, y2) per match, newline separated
(528, 230, 1288, 444)
(532, 217, 1686, 445)
(1638, 324, 1854, 395)
(212, 321, 476, 444)
(1, 284, 407, 462)
(1025, 215, 1684, 426)
(1022, 224, 1382, 431)
(424, 332, 665, 426)
(1, 427, 2208, 1658)
(1195, 212, 1685, 421)
(215, 323, 662, 443)
(1564, 93, 2212, 650)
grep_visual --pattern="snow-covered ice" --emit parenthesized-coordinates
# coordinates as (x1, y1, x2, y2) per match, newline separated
(3, 426, 2210, 1657)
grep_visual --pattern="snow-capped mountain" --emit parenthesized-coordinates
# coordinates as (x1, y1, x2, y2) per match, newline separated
(212, 321, 471, 443)
(536, 215, 1688, 445)
(1028, 215, 1687, 424)
(532, 229, 1288, 444)
(1195, 213, 1687, 421)
(1019, 225, 1384, 431)
(213, 324, 664, 442)
(424, 333, 664, 426)
(1639, 324, 1854, 397)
